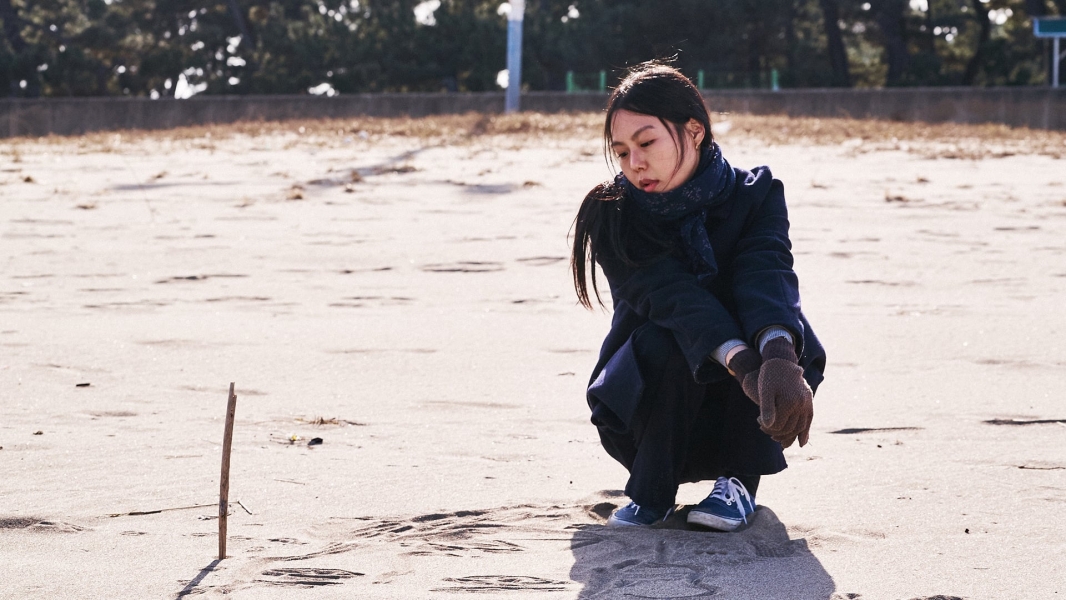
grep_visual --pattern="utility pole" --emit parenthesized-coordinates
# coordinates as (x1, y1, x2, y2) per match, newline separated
(505, 0, 525, 113)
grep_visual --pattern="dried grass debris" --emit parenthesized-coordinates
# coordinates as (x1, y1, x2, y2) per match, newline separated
(4, 111, 1063, 161)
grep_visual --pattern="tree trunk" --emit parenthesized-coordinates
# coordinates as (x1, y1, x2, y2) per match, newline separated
(925, 2, 936, 54)
(227, 0, 254, 45)
(226, 0, 259, 83)
(873, 0, 910, 86)
(96, 64, 110, 96)
(0, 0, 25, 53)
(819, 0, 851, 86)
(747, 19, 762, 88)
(0, 0, 40, 96)
(962, 0, 991, 85)
(785, 0, 798, 86)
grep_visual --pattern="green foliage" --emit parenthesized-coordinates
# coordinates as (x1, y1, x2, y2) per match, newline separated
(0, 0, 1060, 97)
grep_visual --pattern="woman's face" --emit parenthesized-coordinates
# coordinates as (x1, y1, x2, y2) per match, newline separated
(610, 109, 705, 194)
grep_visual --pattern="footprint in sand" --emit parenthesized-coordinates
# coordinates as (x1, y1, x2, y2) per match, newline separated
(267, 537, 307, 545)
(433, 575, 571, 593)
(845, 279, 918, 287)
(516, 256, 566, 266)
(421, 261, 504, 273)
(338, 266, 394, 274)
(82, 299, 171, 310)
(602, 564, 718, 598)
(0, 517, 44, 529)
(329, 295, 414, 308)
(828, 427, 922, 435)
(25, 520, 90, 534)
(203, 296, 272, 303)
(984, 418, 1066, 426)
(88, 411, 137, 418)
(154, 274, 249, 284)
(256, 567, 363, 587)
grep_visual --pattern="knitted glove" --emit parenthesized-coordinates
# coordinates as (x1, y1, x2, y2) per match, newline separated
(726, 348, 762, 405)
(756, 337, 814, 448)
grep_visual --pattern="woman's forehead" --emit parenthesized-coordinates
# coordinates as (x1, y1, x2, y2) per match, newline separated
(610, 110, 666, 140)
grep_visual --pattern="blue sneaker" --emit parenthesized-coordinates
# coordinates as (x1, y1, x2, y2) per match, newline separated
(607, 501, 675, 527)
(686, 477, 756, 531)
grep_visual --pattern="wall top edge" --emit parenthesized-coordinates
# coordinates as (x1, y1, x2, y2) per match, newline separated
(0, 87, 1062, 106)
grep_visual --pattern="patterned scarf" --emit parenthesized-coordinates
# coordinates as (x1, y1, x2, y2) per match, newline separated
(616, 143, 736, 282)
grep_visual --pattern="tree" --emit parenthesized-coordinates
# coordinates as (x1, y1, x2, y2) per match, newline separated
(962, 0, 991, 85)
(0, 0, 36, 96)
(818, 0, 851, 86)
(870, 0, 910, 86)
(0, 0, 1060, 97)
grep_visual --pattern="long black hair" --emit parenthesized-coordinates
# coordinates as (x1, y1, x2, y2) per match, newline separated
(570, 61, 715, 309)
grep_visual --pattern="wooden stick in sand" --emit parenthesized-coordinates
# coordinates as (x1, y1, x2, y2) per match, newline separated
(219, 382, 237, 560)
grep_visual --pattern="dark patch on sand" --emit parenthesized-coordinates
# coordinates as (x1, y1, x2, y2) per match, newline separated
(829, 427, 922, 435)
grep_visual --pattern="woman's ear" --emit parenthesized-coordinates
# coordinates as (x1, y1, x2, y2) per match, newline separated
(686, 118, 706, 147)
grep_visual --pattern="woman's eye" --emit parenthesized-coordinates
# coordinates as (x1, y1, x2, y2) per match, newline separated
(617, 152, 628, 159)
(640, 140, 653, 148)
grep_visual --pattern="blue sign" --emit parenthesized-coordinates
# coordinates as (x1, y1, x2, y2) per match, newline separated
(1034, 17, 1066, 38)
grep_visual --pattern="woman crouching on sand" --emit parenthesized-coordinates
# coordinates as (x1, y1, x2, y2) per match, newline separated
(570, 61, 826, 529)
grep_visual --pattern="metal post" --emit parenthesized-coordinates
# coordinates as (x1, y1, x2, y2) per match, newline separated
(566, 70, 574, 93)
(697, 70, 705, 90)
(598, 70, 606, 92)
(505, 0, 525, 113)
(1055, 36, 1061, 88)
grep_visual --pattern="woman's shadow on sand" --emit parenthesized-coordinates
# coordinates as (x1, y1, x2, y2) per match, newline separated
(175, 494, 836, 597)
(569, 495, 835, 599)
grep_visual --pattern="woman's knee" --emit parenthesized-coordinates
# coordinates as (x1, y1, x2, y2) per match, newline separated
(630, 323, 688, 378)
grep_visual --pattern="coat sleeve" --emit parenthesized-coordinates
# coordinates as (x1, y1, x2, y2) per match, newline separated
(730, 168, 805, 352)
(599, 252, 744, 383)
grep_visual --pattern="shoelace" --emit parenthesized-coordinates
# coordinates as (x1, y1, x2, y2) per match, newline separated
(623, 502, 674, 523)
(633, 503, 670, 520)
(709, 477, 753, 523)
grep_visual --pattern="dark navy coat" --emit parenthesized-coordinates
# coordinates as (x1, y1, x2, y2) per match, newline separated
(586, 166, 826, 434)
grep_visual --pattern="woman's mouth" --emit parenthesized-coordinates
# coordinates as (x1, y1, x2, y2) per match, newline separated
(639, 179, 659, 192)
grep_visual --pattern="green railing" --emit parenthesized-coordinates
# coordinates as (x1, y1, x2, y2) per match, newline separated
(564, 69, 781, 92)
(565, 70, 609, 92)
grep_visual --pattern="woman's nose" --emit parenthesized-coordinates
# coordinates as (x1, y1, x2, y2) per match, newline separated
(629, 150, 646, 170)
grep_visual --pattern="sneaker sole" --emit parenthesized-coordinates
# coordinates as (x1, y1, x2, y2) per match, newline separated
(606, 515, 645, 527)
(686, 510, 743, 531)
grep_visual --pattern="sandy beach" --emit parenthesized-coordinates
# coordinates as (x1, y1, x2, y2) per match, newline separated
(2, 113, 1066, 599)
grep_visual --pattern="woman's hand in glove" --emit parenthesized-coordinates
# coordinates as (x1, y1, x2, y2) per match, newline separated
(726, 347, 762, 405)
(756, 337, 814, 448)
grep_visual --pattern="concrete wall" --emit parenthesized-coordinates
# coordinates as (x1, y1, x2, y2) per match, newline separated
(1, 87, 1063, 138)
(0, 93, 508, 138)
(702, 87, 1066, 131)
